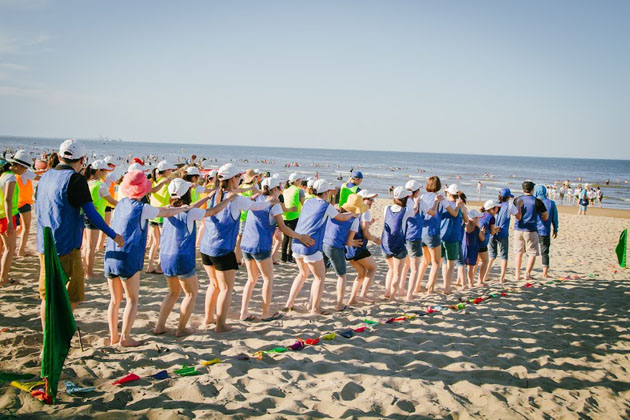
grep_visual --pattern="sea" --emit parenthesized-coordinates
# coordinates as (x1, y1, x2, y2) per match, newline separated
(2, 136, 630, 210)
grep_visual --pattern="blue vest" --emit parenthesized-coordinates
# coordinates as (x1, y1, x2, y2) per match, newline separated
(200, 194, 239, 257)
(345, 221, 367, 259)
(241, 203, 276, 255)
(422, 203, 442, 237)
(462, 227, 480, 265)
(536, 198, 553, 236)
(324, 217, 355, 249)
(36, 168, 84, 256)
(494, 202, 511, 239)
(292, 198, 329, 256)
(405, 207, 423, 242)
(104, 198, 147, 278)
(440, 203, 460, 243)
(160, 211, 197, 276)
(478, 212, 494, 247)
(515, 195, 539, 232)
(381, 206, 406, 256)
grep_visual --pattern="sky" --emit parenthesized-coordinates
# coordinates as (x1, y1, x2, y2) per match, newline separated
(0, 0, 629, 159)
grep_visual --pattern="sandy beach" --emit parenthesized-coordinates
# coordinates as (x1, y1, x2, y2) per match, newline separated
(1, 200, 629, 419)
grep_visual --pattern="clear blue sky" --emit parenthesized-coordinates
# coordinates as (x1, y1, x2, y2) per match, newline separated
(1, 0, 628, 159)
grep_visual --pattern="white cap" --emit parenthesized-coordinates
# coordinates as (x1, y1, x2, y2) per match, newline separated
(446, 184, 459, 195)
(405, 180, 422, 192)
(59, 139, 87, 160)
(307, 179, 315, 188)
(254, 168, 262, 174)
(217, 163, 242, 180)
(584, 183, 589, 187)
(8, 150, 32, 168)
(288, 172, 301, 183)
(186, 166, 201, 176)
(358, 189, 378, 199)
(262, 176, 281, 190)
(168, 178, 192, 198)
(208, 169, 218, 178)
(313, 179, 334, 194)
(483, 199, 500, 209)
(157, 160, 175, 172)
(468, 209, 482, 218)
(127, 162, 147, 173)
(91, 159, 110, 170)
(103, 155, 115, 165)
(393, 186, 410, 200)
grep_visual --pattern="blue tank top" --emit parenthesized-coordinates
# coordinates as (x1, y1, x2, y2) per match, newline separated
(515, 195, 539, 232)
(324, 217, 355, 249)
(440, 202, 460, 243)
(241, 202, 277, 255)
(345, 220, 367, 259)
(462, 227, 480, 266)
(36, 168, 84, 256)
(536, 197, 553, 236)
(405, 206, 423, 242)
(381, 206, 406, 256)
(292, 198, 329, 256)
(478, 212, 494, 247)
(104, 198, 147, 278)
(160, 211, 197, 276)
(422, 203, 442, 237)
(200, 194, 238, 257)
(494, 202, 511, 239)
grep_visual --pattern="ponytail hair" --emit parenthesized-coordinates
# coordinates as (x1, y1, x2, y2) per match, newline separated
(480, 206, 487, 213)
(47, 152, 59, 169)
(459, 192, 467, 204)
(0, 159, 9, 175)
(394, 196, 408, 207)
(262, 185, 274, 196)
(169, 189, 191, 207)
(150, 168, 159, 182)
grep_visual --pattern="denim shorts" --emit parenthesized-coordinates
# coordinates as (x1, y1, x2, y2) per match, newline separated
(489, 236, 509, 261)
(421, 233, 441, 249)
(383, 247, 408, 260)
(168, 268, 197, 280)
(242, 250, 272, 262)
(323, 245, 347, 276)
(405, 240, 423, 257)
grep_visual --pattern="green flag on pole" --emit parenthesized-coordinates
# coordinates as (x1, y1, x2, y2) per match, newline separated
(616, 229, 627, 269)
(41, 227, 77, 404)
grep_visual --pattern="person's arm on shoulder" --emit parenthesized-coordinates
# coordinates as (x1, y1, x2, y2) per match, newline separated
(443, 200, 458, 217)
(274, 214, 315, 246)
(81, 202, 123, 245)
(156, 204, 189, 218)
(489, 216, 496, 235)
(204, 192, 237, 217)
(535, 198, 549, 222)
(2, 179, 15, 234)
(478, 225, 487, 241)
(149, 178, 169, 193)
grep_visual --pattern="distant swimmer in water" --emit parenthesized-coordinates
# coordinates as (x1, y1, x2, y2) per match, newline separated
(477, 181, 482, 197)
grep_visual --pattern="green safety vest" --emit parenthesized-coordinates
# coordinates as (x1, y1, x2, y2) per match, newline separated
(150, 177, 170, 223)
(0, 172, 19, 219)
(338, 183, 358, 207)
(239, 184, 254, 222)
(304, 192, 316, 201)
(282, 185, 301, 221)
(89, 179, 107, 218)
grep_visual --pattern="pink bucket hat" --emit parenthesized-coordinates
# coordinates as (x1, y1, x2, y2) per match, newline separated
(120, 170, 152, 199)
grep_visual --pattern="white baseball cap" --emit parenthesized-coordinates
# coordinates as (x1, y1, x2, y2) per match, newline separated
(306, 179, 315, 188)
(468, 209, 482, 218)
(446, 184, 459, 195)
(313, 179, 334, 194)
(127, 162, 147, 173)
(405, 180, 422, 192)
(262, 176, 281, 190)
(103, 155, 115, 165)
(584, 183, 589, 187)
(358, 189, 378, 199)
(217, 163, 242, 180)
(8, 150, 32, 168)
(393, 186, 410, 200)
(186, 166, 201, 176)
(59, 139, 87, 160)
(208, 169, 218, 178)
(483, 199, 500, 209)
(168, 178, 192, 198)
(288, 172, 301, 183)
(157, 160, 176, 172)
(254, 168, 262, 174)
(91, 159, 110, 170)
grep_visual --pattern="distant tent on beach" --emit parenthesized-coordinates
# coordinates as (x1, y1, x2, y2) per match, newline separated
(41, 227, 77, 404)
(616, 229, 628, 269)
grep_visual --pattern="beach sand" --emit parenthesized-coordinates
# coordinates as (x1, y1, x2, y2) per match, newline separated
(1, 201, 629, 419)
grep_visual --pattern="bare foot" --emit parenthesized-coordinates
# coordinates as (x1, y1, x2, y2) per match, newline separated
(347, 299, 357, 306)
(358, 296, 375, 304)
(203, 318, 216, 325)
(109, 337, 120, 346)
(215, 324, 235, 333)
(152, 326, 169, 335)
(176, 327, 195, 337)
(119, 337, 142, 347)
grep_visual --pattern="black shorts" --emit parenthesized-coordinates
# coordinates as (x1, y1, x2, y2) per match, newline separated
(150, 221, 163, 227)
(105, 206, 113, 213)
(18, 204, 32, 214)
(479, 246, 488, 253)
(201, 251, 239, 272)
(349, 248, 371, 262)
(84, 218, 98, 230)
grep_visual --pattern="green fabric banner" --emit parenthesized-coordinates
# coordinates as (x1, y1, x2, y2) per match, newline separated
(616, 229, 627, 269)
(41, 227, 77, 404)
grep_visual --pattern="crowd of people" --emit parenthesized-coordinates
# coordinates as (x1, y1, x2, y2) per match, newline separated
(1, 140, 562, 347)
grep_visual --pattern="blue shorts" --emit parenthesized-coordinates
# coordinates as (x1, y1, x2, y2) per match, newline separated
(455, 244, 465, 267)
(166, 268, 197, 280)
(489, 236, 509, 261)
(421, 233, 441, 249)
(405, 240, 423, 257)
(323, 245, 347, 276)
(242, 250, 272, 262)
(383, 247, 408, 260)
(579, 205, 587, 212)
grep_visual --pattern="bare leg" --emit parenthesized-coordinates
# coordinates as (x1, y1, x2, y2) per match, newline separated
(383, 257, 394, 299)
(425, 246, 441, 294)
(17, 210, 33, 256)
(443, 259, 455, 294)
(146, 225, 161, 273)
(240, 258, 259, 320)
(514, 252, 523, 281)
(348, 260, 366, 305)
(358, 256, 377, 300)
(176, 275, 198, 336)
(214, 269, 235, 333)
(256, 258, 275, 318)
(202, 264, 218, 325)
(414, 247, 430, 293)
(96, 211, 112, 252)
(285, 257, 310, 310)
(154, 276, 182, 334)
(399, 255, 410, 297)
(524, 255, 536, 280)
(499, 259, 508, 283)
(307, 260, 327, 315)
(119, 272, 141, 346)
(335, 274, 347, 310)
(405, 256, 421, 301)
(467, 265, 475, 287)
(389, 257, 405, 299)
(107, 277, 124, 345)
(235, 234, 243, 265)
(0, 229, 16, 284)
(84, 229, 99, 278)
(476, 252, 489, 285)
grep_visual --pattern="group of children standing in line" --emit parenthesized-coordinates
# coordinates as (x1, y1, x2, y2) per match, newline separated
(1, 141, 559, 347)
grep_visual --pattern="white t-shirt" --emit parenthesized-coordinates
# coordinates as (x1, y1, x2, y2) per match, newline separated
(0, 173, 16, 192)
(501, 201, 519, 217)
(361, 210, 372, 224)
(228, 195, 271, 220)
(268, 203, 284, 224)
(141, 204, 161, 222)
(183, 207, 206, 233)
(20, 169, 36, 182)
(350, 217, 360, 232)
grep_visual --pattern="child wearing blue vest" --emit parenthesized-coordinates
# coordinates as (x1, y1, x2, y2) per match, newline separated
(200, 163, 270, 333)
(104, 170, 188, 347)
(153, 178, 235, 337)
(239, 176, 314, 322)
(400, 180, 423, 301)
(514, 181, 549, 281)
(439, 184, 467, 295)
(285, 179, 355, 316)
(462, 210, 486, 287)
(475, 199, 499, 286)
(488, 188, 521, 284)
(323, 193, 363, 311)
(534, 184, 559, 278)
(346, 190, 381, 305)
